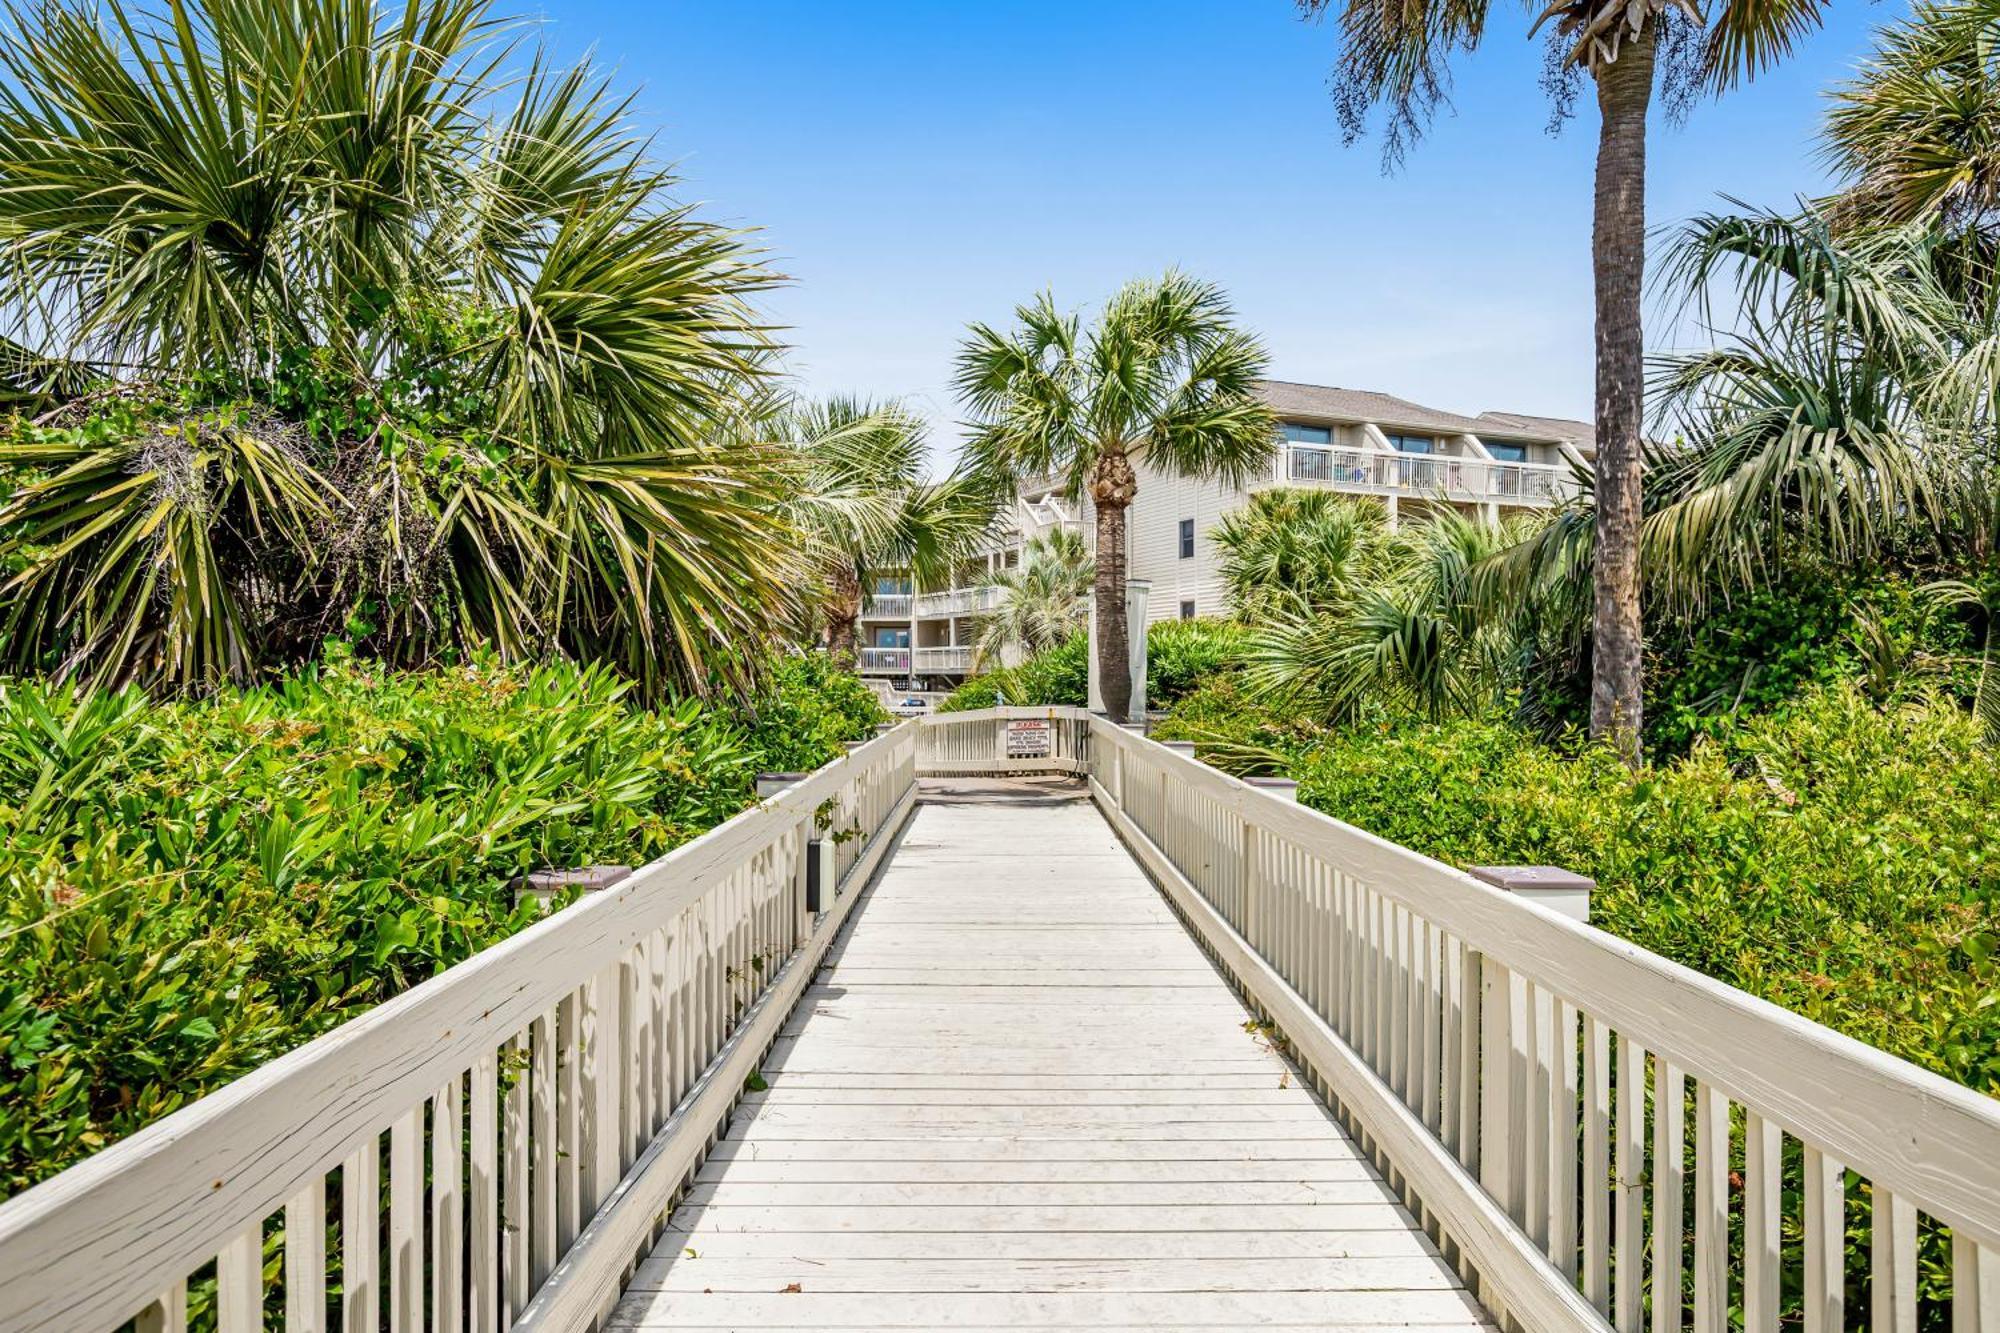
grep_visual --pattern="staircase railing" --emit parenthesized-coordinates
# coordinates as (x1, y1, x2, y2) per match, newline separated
(1083, 717, 2000, 1333)
(0, 726, 918, 1333)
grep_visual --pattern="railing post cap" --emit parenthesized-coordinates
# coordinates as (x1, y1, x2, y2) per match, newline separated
(755, 771, 811, 798)
(1161, 740, 1197, 757)
(1243, 775, 1299, 802)
(1468, 864, 1594, 924)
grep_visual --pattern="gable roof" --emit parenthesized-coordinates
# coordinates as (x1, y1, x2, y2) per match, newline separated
(1258, 380, 1593, 452)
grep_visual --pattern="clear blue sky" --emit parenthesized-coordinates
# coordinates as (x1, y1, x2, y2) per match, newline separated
(537, 0, 1900, 454)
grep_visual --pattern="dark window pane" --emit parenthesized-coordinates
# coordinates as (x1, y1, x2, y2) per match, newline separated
(1281, 422, 1333, 445)
(1178, 518, 1195, 559)
(1180, 600, 1196, 620)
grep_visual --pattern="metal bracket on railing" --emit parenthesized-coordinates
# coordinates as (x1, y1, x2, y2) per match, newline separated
(806, 836, 837, 914)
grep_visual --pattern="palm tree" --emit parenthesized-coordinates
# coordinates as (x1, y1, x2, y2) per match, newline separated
(0, 0, 782, 696)
(1825, 0, 2000, 228)
(774, 397, 995, 663)
(1298, 0, 1832, 761)
(1243, 510, 1534, 722)
(972, 529, 1095, 668)
(1211, 488, 1395, 624)
(955, 273, 1276, 721)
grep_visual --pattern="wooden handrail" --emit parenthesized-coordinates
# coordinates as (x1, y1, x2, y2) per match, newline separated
(1081, 718, 2000, 1332)
(0, 725, 920, 1333)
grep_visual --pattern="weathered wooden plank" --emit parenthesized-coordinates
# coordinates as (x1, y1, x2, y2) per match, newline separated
(607, 1289, 1492, 1327)
(627, 1255, 1472, 1293)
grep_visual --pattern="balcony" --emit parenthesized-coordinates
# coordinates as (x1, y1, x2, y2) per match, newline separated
(1275, 445, 1562, 506)
(857, 646, 910, 674)
(915, 645, 974, 673)
(915, 585, 1005, 618)
(862, 594, 913, 619)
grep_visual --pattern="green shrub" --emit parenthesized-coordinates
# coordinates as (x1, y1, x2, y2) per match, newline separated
(1293, 685, 2000, 1096)
(0, 654, 880, 1198)
(1145, 617, 1246, 705)
(940, 622, 1245, 714)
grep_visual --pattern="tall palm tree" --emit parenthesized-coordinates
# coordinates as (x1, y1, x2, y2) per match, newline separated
(0, 0, 782, 696)
(972, 529, 1095, 668)
(775, 397, 995, 663)
(1299, 0, 1832, 760)
(955, 273, 1276, 721)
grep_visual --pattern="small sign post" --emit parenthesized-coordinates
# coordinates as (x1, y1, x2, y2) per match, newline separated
(1004, 717, 1052, 760)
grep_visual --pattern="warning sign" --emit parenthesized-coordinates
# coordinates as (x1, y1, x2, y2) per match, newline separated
(1004, 718, 1052, 759)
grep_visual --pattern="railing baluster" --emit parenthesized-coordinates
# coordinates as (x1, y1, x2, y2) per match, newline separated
(285, 1179, 326, 1333)
(529, 1012, 556, 1289)
(342, 1134, 380, 1333)
(1651, 1058, 1685, 1333)
(1953, 1233, 2000, 1333)
(468, 1053, 497, 1333)
(1874, 1187, 1919, 1333)
(1582, 1016, 1611, 1313)
(1548, 997, 1578, 1281)
(388, 1105, 420, 1333)
(1743, 1111, 1782, 1332)
(1694, 1084, 1730, 1333)
(503, 1033, 530, 1319)
(1803, 1146, 1845, 1333)
(217, 1222, 262, 1333)
(134, 1279, 188, 1333)
(433, 1078, 463, 1333)
(1613, 1032, 1644, 1331)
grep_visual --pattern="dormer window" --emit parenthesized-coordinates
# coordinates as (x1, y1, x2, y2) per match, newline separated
(1385, 433, 1435, 454)
(1281, 422, 1333, 446)
(1486, 441, 1529, 463)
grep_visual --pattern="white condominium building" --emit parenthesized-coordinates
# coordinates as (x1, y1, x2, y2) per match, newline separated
(856, 379, 1592, 699)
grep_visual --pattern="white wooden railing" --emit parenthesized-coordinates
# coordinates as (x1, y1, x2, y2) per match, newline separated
(924, 709, 2000, 1332)
(0, 727, 918, 1333)
(914, 585, 1005, 618)
(1277, 445, 1562, 505)
(916, 705, 1091, 776)
(914, 645, 974, 673)
(856, 646, 910, 674)
(861, 593, 913, 618)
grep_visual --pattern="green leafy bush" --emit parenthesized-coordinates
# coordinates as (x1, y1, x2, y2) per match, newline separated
(1144, 618, 1247, 705)
(0, 654, 881, 1198)
(939, 621, 1244, 714)
(1293, 685, 2000, 1095)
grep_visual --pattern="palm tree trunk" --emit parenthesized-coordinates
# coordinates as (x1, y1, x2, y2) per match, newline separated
(827, 560, 863, 666)
(1588, 25, 1657, 765)
(1090, 450, 1139, 722)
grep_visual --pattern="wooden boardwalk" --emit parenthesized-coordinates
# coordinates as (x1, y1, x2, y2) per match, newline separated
(610, 783, 1491, 1330)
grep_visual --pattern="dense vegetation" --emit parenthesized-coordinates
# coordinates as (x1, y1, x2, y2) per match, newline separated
(936, 618, 1246, 713)
(0, 654, 882, 1198)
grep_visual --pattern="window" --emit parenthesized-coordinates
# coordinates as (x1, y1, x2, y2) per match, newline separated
(873, 576, 912, 595)
(1177, 518, 1195, 560)
(1281, 422, 1333, 446)
(871, 627, 909, 648)
(1385, 433, 1435, 454)
(1485, 441, 1529, 463)
(1179, 600, 1197, 621)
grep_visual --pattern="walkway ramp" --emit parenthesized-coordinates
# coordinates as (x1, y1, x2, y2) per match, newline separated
(12, 708, 2000, 1333)
(609, 786, 1490, 1329)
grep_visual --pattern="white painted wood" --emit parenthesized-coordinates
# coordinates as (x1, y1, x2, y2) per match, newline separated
(1954, 1235, 2000, 1333)
(1582, 1017, 1611, 1314)
(608, 1289, 1492, 1327)
(1090, 777, 1600, 1330)
(1651, 1059, 1685, 1333)
(609, 795, 1488, 1332)
(1693, 1083, 1729, 1333)
(1087, 720, 2000, 1254)
(341, 1137, 377, 1333)
(1743, 1111, 1781, 1332)
(1875, 1187, 1919, 1333)
(1613, 1033, 1643, 1332)
(467, 1052, 498, 1333)
(284, 1181, 325, 1333)
(217, 1222, 262, 1333)
(387, 1106, 419, 1333)
(1803, 1147, 1845, 1333)
(133, 1279, 187, 1333)
(432, 1079, 463, 1333)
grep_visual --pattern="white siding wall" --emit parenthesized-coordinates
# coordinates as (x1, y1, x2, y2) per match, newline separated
(1125, 458, 1254, 626)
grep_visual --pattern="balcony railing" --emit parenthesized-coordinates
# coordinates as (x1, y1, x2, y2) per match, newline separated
(857, 647, 910, 674)
(915, 585, 1005, 618)
(915, 645, 974, 673)
(862, 594, 913, 619)
(1280, 446, 1562, 505)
